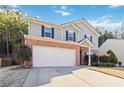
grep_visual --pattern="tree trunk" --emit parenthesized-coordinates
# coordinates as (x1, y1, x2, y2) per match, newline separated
(5, 32, 9, 57)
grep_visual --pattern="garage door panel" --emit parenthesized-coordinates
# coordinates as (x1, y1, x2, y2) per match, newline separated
(33, 45, 76, 67)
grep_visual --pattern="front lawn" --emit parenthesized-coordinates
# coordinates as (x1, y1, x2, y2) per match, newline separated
(88, 67, 124, 79)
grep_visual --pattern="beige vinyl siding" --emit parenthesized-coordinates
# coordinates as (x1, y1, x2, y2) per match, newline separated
(62, 25, 79, 42)
(29, 22, 62, 40)
(62, 22, 99, 48)
(76, 22, 99, 48)
(54, 28, 62, 40)
(28, 19, 99, 48)
(29, 22, 41, 37)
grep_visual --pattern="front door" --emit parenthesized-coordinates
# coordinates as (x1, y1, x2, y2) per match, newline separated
(80, 48, 89, 65)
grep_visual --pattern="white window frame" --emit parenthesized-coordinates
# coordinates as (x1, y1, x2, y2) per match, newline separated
(68, 31, 74, 41)
(44, 27, 52, 38)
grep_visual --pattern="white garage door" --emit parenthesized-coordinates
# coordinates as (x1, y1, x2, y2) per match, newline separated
(33, 45, 76, 67)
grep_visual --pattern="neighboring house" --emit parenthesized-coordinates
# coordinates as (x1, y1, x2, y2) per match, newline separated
(25, 17, 100, 67)
(99, 39, 124, 66)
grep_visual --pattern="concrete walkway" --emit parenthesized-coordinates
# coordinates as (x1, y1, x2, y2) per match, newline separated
(23, 67, 124, 87)
(73, 68, 124, 87)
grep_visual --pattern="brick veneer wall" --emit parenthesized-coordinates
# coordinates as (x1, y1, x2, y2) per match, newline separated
(25, 36, 80, 66)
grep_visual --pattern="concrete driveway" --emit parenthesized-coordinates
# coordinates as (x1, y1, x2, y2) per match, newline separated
(23, 67, 124, 87)
(1, 66, 124, 87)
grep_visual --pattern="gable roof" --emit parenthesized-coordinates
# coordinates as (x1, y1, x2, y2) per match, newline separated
(61, 18, 101, 37)
(99, 39, 124, 59)
(79, 38, 95, 47)
(29, 17, 101, 37)
(100, 39, 124, 48)
(29, 17, 62, 28)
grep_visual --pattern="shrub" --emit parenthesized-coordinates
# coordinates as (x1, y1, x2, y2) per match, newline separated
(92, 50, 118, 67)
(92, 54, 99, 63)
(107, 50, 118, 64)
(84, 54, 99, 66)
(99, 55, 110, 63)
(11, 60, 19, 65)
(17, 45, 32, 65)
(97, 62, 116, 67)
(91, 54, 99, 66)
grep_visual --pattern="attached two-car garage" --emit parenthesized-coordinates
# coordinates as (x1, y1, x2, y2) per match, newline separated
(33, 45, 76, 67)
(25, 35, 80, 67)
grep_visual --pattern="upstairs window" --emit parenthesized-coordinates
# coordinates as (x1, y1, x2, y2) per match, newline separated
(68, 31, 74, 41)
(84, 34, 92, 42)
(44, 27, 52, 38)
(41, 26, 54, 38)
(66, 31, 76, 42)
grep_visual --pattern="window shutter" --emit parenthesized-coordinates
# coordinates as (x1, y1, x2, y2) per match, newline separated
(41, 25, 44, 37)
(66, 31, 68, 41)
(73, 32, 76, 42)
(84, 35, 87, 39)
(90, 36, 92, 42)
(51, 27, 54, 38)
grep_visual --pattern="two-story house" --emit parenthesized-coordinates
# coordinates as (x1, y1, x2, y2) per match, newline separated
(25, 17, 100, 67)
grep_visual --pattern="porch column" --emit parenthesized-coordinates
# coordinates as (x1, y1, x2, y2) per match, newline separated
(88, 47, 91, 66)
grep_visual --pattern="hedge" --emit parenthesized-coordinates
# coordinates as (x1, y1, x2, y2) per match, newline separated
(99, 55, 110, 63)
(107, 50, 118, 64)
(97, 62, 116, 67)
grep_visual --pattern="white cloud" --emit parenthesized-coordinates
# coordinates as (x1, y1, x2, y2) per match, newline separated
(88, 15, 122, 32)
(36, 16, 40, 18)
(11, 5, 19, 8)
(0, 9, 3, 12)
(61, 5, 67, 10)
(54, 10, 71, 16)
(53, 5, 72, 16)
(109, 5, 123, 8)
(96, 15, 113, 22)
(0, 5, 19, 12)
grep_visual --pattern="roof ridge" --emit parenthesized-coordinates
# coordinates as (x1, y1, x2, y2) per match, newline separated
(29, 17, 61, 27)
(73, 22, 83, 31)
(61, 18, 84, 25)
